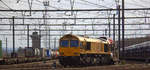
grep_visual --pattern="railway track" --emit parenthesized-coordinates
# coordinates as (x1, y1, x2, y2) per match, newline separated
(0, 60, 150, 70)
(0, 57, 53, 65)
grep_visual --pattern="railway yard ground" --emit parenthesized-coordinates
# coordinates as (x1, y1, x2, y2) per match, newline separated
(0, 60, 150, 70)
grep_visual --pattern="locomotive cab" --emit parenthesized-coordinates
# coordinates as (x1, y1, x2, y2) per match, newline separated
(59, 35, 80, 56)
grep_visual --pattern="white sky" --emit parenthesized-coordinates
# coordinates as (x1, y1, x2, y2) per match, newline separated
(0, 0, 150, 50)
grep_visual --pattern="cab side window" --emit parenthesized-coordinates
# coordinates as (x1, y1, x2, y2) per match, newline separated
(86, 42, 91, 50)
(104, 44, 109, 52)
(80, 42, 84, 49)
(80, 42, 83, 47)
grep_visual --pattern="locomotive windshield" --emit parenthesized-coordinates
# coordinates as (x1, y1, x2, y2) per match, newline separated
(60, 40, 69, 47)
(70, 40, 79, 47)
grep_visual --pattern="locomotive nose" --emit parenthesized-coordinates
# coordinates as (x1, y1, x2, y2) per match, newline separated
(59, 48, 80, 56)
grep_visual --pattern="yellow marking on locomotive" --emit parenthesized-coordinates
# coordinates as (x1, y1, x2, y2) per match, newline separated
(59, 34, 113, 57)
(59, 47, 80, 56)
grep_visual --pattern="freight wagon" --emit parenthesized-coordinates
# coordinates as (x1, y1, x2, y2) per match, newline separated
(121, 41, 150, 61)
(0, 46, 59, 65)
(25, 47, 59, 59)
(25, 47, 40, 57)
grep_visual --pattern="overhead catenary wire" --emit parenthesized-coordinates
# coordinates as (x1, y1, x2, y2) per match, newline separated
(0, 0, 148, 21)
(1, 16, 150, 19)
(0, 5, 10, 10)
(36, 0, 61, 10)
(80, 0, 112, 9)
(1, 23, 150, 26)
(2, 8, 150, 12)
(0, 1, 149, 36)
(0, 0, 13, 10)
(0, 34, 149, 37)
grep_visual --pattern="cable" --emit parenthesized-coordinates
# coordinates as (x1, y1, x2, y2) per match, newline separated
(0, 5, 10, 9)
(80, 0, 112, 9)
(0, 0, 13, 10)
(36, 0, 61, 10)
(67, 0, 94, 7)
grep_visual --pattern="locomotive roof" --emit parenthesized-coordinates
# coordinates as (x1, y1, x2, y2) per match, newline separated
(60, 34, 108, 43)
